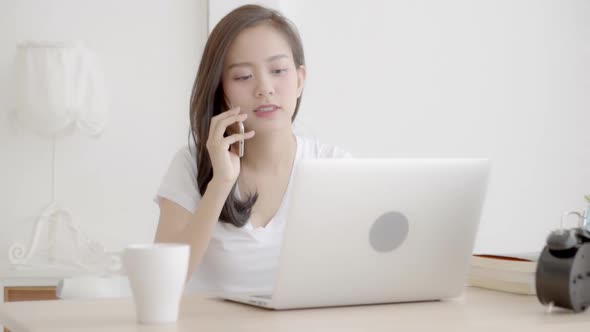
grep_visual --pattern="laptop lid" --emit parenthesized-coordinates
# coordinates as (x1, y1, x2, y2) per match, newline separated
(270, 158, 490, 309)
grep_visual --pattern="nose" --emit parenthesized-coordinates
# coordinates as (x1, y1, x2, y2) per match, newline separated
(255, 75, 274, 97)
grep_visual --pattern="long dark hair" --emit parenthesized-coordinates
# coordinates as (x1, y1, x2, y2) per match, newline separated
(189, 5, 305, 227)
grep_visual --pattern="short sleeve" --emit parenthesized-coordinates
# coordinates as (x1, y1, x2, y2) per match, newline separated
(154, 147, 201, 214)
(319, 143, 353, 159)
(296, 136, 353, 159)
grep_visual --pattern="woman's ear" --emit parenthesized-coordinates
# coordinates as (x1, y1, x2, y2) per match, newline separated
(296, 65, 306, 98)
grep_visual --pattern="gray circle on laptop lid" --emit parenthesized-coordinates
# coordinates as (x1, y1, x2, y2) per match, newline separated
(369, 211, 409, 252)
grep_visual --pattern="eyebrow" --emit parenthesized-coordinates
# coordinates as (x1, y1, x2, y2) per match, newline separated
(227, 54, 289, 70)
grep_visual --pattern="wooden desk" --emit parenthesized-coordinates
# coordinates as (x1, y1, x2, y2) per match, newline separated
(0, 287, 588, 332)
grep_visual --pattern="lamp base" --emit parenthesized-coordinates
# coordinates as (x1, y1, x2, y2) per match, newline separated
(8, 201, 121, 274)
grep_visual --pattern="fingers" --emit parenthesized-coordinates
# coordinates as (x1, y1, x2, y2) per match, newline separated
(210, 107, 240, 129)
(216, 106, 240, 121)
(209, 107, 241, 139)
(222, 130, 255, 147)
(214, 113, 248, 139)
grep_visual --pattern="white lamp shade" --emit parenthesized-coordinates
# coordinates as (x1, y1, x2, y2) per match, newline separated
(13, 42, 108, 137)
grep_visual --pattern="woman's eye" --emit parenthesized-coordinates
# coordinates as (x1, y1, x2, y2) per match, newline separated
(272, 68, 288, 75)
(235, 74, 252, 81)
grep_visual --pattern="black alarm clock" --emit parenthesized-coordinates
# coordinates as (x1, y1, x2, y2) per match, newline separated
(536, 211, 590, 312)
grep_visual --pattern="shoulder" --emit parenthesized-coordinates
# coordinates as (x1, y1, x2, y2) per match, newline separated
(171, 145, 197, 170)
(162, 145, 198, 180)
(155, 144, 200, 213)
(296, 136, 353, 159)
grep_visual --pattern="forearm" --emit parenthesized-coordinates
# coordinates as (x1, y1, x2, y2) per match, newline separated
(159, 177, 234, 279)
(186, 178, 234, 277)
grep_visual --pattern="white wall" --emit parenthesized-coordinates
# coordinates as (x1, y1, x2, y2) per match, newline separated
(0, 0, 588, 267)
(291, 0, 590, 253)
(0, 0, 206, 262)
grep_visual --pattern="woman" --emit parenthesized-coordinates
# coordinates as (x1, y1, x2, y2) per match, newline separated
(154, 4, 351, 294)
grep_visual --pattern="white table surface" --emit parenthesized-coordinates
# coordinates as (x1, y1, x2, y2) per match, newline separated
(0, 265, 89, 286)
(0, 287, 589, 332)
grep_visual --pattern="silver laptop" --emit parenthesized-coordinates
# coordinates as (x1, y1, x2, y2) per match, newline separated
(222, 158, 490, 310)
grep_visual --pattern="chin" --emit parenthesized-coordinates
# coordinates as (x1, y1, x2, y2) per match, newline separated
(248, 120, 293, 134)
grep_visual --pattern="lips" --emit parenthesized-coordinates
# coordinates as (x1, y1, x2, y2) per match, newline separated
(254, 104, 281, 113)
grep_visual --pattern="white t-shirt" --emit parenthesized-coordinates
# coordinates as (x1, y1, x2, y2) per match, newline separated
(155, 136, 351, 294)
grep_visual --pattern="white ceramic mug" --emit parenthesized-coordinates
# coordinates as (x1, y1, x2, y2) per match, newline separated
(123, 243, 189, 324)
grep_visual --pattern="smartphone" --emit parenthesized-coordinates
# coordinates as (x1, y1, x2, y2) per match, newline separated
(224, 96, 245, 158)
(237, 121, 244, 157)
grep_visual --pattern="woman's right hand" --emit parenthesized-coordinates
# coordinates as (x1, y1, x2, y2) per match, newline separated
(206, 107, 255, 186)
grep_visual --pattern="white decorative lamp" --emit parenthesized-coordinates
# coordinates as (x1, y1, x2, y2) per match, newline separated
(8, 42, 114, 273)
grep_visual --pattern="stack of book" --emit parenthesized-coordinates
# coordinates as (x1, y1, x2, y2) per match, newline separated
(468, 252, 539, 295)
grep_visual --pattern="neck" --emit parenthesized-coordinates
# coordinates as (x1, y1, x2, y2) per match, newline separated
(241, 129, 297, 174)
